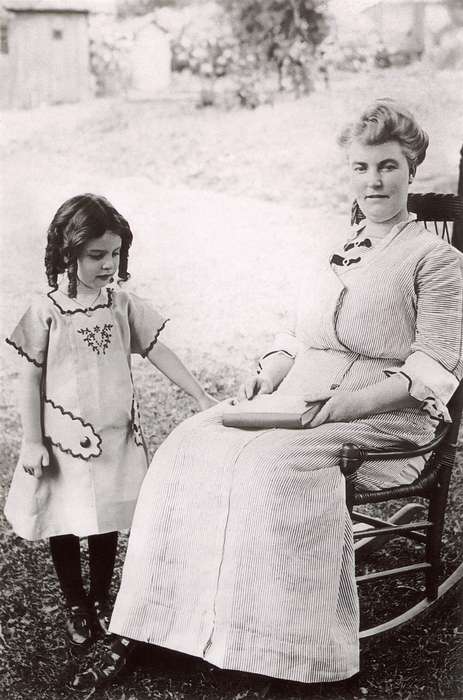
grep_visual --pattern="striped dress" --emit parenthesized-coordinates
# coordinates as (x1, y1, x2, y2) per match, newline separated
(109, 218, 463, 683)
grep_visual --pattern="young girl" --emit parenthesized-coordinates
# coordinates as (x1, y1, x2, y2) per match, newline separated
(4, 193, 216, 649)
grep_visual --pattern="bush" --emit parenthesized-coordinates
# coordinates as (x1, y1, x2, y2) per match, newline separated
(88, 1, 331, 106)
(429, 28, 463, 70)
(89, 15, 134, 96)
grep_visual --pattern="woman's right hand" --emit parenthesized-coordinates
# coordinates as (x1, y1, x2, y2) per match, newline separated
(20, 441, 50, 478)
(237, 374, 274, 402)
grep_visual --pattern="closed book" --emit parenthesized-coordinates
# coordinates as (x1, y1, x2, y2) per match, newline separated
(222, 394, 325, 429)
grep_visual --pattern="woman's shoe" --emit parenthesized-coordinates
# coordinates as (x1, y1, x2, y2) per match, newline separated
(92, 598, 112, 636)
(70, 636, 134, 690)
(65, 604, 93, 648)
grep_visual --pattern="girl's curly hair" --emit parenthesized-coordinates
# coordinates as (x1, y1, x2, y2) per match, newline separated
(44, 193, 133, 297)
(337, 98, 429, 175)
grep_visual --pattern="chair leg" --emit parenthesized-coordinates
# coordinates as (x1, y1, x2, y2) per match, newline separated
(345, 475, 354, 515)
(354, 503, 426, 561)
(425, 486, 446, 600)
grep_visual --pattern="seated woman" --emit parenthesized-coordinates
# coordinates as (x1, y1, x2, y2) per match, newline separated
(74, 100, 463, 689)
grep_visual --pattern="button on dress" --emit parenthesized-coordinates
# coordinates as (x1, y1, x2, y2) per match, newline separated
(5, 286, 168, 540)
(110, 219, 463, 683)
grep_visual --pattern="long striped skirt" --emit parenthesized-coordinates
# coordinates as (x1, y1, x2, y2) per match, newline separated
(109, 393, 433, 684)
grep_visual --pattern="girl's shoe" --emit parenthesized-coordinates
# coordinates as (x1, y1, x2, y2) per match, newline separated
(70, 636, 134, 690)
(65, 604, 93, 648)
(92, 598, 112, 636)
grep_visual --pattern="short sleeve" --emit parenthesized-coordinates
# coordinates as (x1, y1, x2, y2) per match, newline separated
(384, 245, 463, 422)
(127, 293, 169, 357)
(5, 297, 51, 367)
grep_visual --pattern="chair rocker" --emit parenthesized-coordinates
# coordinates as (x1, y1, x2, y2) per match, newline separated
(341, 190, 463, 639)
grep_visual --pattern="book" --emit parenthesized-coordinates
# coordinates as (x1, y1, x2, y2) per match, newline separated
(222, 394, 326, 430)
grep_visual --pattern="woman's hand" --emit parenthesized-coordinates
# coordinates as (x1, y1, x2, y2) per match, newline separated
(237, 374, 273, 402)
(308, 391, 366, 428)
(196, 392, 219, 411)
(20, 441, 50, 478)
(308, 375, 420, 428)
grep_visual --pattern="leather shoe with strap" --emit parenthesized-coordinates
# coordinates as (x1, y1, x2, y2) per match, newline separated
(70, 636, 134, 690)
(65, 604, 93, 648)
(92, 598, 112, 636)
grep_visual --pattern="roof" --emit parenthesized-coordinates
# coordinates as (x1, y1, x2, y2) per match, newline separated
(2, 1, 92, 12)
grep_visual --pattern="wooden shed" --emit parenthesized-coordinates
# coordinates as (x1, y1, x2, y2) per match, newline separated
(0, 0, 91, 109)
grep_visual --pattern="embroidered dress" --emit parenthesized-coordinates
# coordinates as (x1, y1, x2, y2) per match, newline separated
(5, 286, 168, 540)
(109, 219, 463, 684)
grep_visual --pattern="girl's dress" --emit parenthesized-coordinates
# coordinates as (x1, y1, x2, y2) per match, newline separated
(5, 286, 168, 541)
(108, 218, 463, 684)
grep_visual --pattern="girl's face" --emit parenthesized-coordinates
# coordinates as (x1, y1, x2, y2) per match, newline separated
(348, 140, 411, 227)
(76, 231, 122, 290)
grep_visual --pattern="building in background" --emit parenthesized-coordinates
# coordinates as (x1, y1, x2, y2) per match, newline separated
(0, 0, 93, 109)
(361, 0, 450, 62)
(122, 13, 171, 98)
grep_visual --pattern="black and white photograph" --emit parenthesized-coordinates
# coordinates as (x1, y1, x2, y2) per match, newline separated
(0, 1, 462, 698)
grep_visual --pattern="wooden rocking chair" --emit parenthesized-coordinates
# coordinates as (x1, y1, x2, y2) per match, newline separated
(342, 189, 463, 639)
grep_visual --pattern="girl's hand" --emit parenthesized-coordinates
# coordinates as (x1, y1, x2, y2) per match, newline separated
(237, 374, 273, 402)
(196, 392, 219, 411)
(308, 391, 366, 428)
(20, 441, 50, 478)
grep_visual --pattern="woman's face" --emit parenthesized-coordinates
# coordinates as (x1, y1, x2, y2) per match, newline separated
(348, 140, 411, 227)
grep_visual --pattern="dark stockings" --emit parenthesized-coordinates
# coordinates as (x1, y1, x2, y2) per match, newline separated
(49, 532, 118, 607)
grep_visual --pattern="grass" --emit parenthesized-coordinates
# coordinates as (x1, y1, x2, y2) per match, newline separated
(0, 65, 462, 699)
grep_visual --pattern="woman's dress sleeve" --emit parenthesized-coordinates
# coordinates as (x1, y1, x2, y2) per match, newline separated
(257, 296, 300, 369)
(5, 297, 51, 368)
(127, 293, 169, 357)
(384, 246, 463, 421)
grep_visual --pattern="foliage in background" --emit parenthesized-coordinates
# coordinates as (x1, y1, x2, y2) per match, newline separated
(88, 0, 463, 106)
(89, 1, 330, 106)
(89, 15, 133, 96)
(217, 0, 330, 103)
(116, 0, 194, 18)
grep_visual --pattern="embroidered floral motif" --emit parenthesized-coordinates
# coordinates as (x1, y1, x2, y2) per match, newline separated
(77, 324, 113, 355)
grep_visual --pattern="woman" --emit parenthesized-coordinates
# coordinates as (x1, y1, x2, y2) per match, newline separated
(74, 100, 463, 689)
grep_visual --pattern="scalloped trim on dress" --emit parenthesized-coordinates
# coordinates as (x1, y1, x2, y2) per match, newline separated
(47, 288, 114, 315)
(44, 397, 102, 459)
(5, 337, 43, 367)
(140, 318, 170, 357)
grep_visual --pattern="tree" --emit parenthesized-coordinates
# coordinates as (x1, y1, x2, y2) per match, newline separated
(220, 0, 329, 92)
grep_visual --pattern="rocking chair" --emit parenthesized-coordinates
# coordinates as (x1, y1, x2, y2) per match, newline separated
(342, 189, 463, 639)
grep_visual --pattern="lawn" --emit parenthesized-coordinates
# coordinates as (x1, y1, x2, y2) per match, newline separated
(0, 65, 462, 700)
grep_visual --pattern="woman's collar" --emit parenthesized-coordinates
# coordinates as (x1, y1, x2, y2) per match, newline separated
(352, 212, 417, 240)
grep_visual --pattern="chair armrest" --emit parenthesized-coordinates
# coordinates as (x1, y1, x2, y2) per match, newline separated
(339, 423, 449, 478)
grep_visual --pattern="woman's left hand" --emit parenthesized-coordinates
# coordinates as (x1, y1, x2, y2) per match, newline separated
(196, 392, 219, 411)
(308, 391, 366, 428)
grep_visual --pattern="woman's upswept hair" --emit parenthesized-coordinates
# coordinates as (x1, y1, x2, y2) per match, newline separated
(337, 98, 429, 175)
(44, 193, 133, 298)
